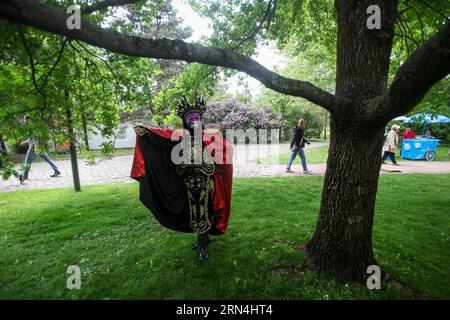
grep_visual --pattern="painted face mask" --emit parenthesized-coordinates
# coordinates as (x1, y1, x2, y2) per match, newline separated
(184, 111, 202, 129)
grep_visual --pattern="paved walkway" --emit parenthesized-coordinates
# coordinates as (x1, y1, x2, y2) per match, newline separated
(235, 162, 450, 177)
(2, 142, 450, 192)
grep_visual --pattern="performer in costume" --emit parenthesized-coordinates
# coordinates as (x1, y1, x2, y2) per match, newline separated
(131, 95, 233, 261)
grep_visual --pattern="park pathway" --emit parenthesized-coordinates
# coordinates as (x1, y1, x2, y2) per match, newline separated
(1, 141, 450, 192)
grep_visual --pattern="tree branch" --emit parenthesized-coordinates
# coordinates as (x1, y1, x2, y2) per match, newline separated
(197, 0, 277, 98)
(37, 37, 67, 88)
(18, 25, 48, 111)
(81, 0, 143, 15)
(369, 20, 450, 122)
(0, 0, 338, 112)
(75, 41, 121, 85)
(18, 27, 39, 92)
(417, 0, 450, 23)
(68, 41, 109, 97)
(233, 0, 276, 50)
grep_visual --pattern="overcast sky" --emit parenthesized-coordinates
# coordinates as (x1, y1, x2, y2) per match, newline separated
(172, 0, 286, 98)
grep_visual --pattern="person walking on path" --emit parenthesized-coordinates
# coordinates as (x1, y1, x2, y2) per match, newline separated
(18, 137, 61, 184)
(286, 119, 312, 174)
(382, 124, 400, 165)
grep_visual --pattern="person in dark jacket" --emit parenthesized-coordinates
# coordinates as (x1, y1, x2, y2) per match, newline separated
(286, 119, 312, 174)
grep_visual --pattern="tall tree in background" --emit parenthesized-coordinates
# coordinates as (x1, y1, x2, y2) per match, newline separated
(0, 8, 159, 188)
(0, 0, 193, 187)
(257, 43, 335, 140)
(109, 0, 193, 114)
(1, 0, 449, 281)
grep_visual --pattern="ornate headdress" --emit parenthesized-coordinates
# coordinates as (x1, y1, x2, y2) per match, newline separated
(176, 94, 206, 118)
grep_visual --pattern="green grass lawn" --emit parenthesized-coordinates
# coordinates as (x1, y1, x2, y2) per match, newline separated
(257, 145, 450, 165)
(0, 175, 449, 299)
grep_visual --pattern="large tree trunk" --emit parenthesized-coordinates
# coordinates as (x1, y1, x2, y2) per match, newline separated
(65, 90, 81, 192)
(305, 0, 397, 281)
(306, 120, 385, 281)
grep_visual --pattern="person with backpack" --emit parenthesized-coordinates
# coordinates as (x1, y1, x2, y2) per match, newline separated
(286, 119, 312, 174)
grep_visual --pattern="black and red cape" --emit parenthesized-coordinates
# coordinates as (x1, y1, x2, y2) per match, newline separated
(130, 128, 233, 235)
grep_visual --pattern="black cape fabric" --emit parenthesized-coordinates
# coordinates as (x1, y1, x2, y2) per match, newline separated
(132, 128, 233, 235)
(137, 133, 192, 233)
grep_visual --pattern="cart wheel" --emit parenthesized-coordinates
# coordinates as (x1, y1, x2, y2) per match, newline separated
(425, 151, 436, 161)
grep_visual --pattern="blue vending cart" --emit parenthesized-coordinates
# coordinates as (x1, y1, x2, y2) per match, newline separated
(401, 138, 440, 161)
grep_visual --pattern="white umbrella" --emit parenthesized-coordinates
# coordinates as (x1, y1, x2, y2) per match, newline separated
(393, 116, 408, 121)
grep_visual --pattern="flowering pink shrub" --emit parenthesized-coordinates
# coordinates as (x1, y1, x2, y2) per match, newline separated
(204, 98, 281, 129)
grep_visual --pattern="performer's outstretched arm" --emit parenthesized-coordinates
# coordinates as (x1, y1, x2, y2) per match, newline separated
(134, 126, 150, 136)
